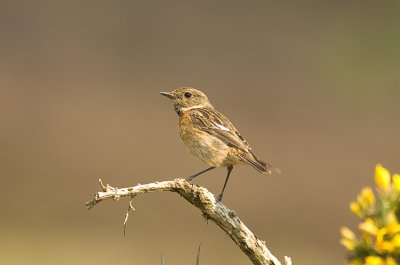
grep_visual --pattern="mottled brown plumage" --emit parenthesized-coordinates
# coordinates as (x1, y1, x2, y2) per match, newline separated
(160, 87, 280, 201)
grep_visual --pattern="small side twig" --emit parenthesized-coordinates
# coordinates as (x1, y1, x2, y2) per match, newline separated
(86, 178, 291, 265)
(196, 244, 201, 265)
(161, 252, 165, 265)
(284, 256, 292, 265)
(123, 195, 136, 236)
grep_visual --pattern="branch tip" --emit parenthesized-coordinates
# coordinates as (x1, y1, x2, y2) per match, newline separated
(284, 256, 292, 265)
(98, 179, 107, 191)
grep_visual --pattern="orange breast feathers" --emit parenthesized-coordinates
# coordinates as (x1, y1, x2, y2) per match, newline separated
(179, 112, 231, 167)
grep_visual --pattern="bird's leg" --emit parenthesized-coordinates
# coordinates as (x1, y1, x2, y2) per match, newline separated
(187, 166, 216, 181)
(217, 165, 233, 202)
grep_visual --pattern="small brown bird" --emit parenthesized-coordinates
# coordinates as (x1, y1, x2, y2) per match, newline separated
(160, 87, 280, 201)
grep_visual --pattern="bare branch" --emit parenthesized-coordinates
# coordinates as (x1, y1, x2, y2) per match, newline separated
(86, 178, 291, 265)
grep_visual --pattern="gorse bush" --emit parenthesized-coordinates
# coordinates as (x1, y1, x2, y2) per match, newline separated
(341, 165, 400, 265)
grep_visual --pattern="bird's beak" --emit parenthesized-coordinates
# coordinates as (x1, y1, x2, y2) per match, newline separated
(160, 91, 175, 99)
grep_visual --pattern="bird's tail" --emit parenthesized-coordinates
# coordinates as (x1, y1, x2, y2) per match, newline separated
(240, 154, 281, 174)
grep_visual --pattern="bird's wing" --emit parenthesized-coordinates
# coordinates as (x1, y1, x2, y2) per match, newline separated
(189, 107, 252, 152)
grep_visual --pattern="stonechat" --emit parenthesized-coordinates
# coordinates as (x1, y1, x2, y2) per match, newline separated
(160, 87, 280, 201)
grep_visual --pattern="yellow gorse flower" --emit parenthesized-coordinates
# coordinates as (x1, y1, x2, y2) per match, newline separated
(386, 212, 400, 235)
(375, 164, 391, 192)
(342, 165, 400, 265)
(364, 188, 375, 206)
(365, 256, 384, 265)
(391, 234, 400, 248)
(341, 227, 357, 250)
(374, 212, 400, 253)
(359, 187, 376, 209)
(375, 227, 394, 253)
(341, 227, 356, 240)
(385, 257, 397, 265)
(350, 201, 363, 217)
(349, 187, 376, 218)
(359, 218, 379, 236)
(392, 174, 400, 192)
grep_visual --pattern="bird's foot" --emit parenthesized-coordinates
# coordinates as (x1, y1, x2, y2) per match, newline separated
(186, 175, 195, 182)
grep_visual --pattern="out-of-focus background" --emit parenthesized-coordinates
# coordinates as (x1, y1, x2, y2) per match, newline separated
(1, 1, 399, 264)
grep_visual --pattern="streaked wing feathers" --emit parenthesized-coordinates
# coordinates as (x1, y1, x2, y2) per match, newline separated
(189, 108, 251, 152)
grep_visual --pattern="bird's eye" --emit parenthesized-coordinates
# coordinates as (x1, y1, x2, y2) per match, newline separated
(184, 92, 192, 98)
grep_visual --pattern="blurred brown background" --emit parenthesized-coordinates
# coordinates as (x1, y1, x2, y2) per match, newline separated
(1, 1, 399, 264)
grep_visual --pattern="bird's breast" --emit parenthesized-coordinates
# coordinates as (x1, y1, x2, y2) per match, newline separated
(179, 115, 229, 167)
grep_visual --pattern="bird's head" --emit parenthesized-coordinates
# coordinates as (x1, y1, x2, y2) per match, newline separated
(160, 87, 212, 115)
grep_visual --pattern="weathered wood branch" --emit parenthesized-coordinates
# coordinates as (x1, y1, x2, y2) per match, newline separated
(86, 178, 292, 265)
